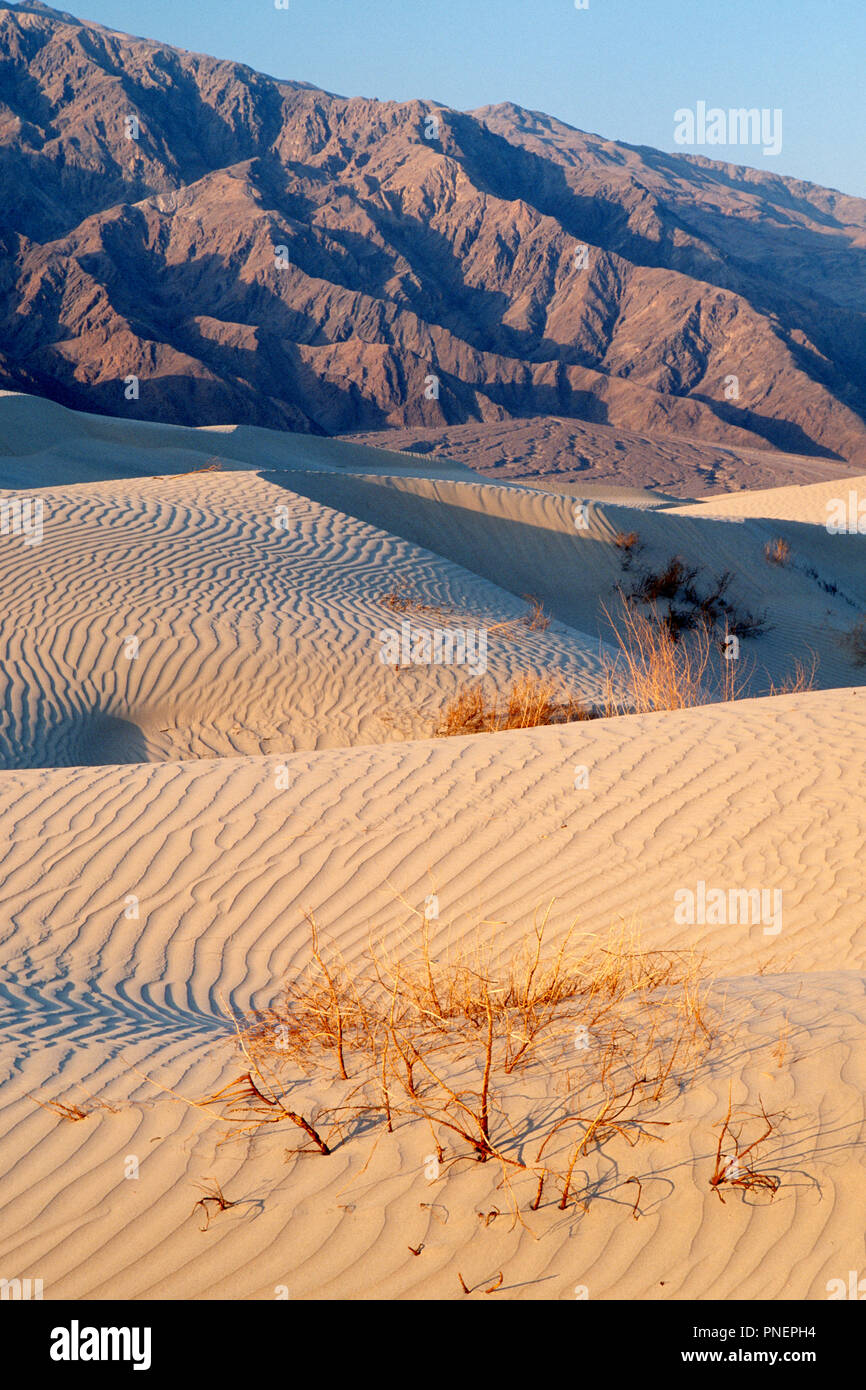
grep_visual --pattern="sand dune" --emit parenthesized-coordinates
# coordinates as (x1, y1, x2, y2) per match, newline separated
(0, 393, 864, 1300)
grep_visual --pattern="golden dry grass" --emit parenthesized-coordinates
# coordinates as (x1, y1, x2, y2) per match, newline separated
(764, 536, 791, 566)
(437, 595, 814, 734)
(767, 652, 818, 695)
(214, 913, 720, 1218)
(437, 671, 594, 736)
(600, 599, 750, 714)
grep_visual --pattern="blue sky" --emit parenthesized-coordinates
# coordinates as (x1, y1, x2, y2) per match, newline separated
(60, 0, 865, 195)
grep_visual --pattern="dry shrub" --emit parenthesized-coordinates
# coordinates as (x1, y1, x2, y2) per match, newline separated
(628, 555, 698, 604)
(168, 455, 224, 479)
(438, 600, 813, 732)
(30, 1092, 118, 1121)
(192, 1178, 240, 1231)
(378, 582, 451, 620)
(767, 651, 818, 695)
(30, 1096, 92, 1122)
(709, 1086, 783, 1202)
(601, 599, 748, 714)
(488, 594, 552, 638)
(437, 671, 594, 736)
(519, 594, 551, 632)
(230, 913, 716, 1216)
(764, 537, 791, 566)
(613, 531, 642, 572)
(602, 596, 816, 712)
(625, 556, 768, 640)
(381, 589, 549, 636)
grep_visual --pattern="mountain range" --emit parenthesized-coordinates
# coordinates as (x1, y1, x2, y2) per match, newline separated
(2, 0, 866, 478)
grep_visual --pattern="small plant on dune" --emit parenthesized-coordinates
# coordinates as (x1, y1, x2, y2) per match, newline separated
(487, 594, 552, 638)
(519, 594, 551, 632)
(624, 554, 769, 642)
(457, 1269, 505, 1296)
(437, 671, 594, 736)
(30, 1096, 92, 1122)
(600, 598, 750, 714)
(709, 1085, 783, 1203)
(380, 588, 549, 637)
(191, 1178, 240, 1231)
(378, 581, 452, 621)
(196, 1068, 332, 1154)
(29, 1091, 119, 1121)
(767, 652, 818, 695)
(771, 1016, 791, 1069)
(226, 913, 717, 1220)
(628, 555, 698, 605)
(614, 531, 642, 566)
(764, 536, 791, 567)
(165, 455, 224, 479)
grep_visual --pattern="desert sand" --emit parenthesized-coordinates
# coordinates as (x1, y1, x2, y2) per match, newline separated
(0, 389, 864, 1300)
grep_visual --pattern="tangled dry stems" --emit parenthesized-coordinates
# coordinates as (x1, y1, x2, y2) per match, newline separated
(209, 913, 720, 1218)
(709, 1085, 783, 1202)
(600, 597, 751, 714)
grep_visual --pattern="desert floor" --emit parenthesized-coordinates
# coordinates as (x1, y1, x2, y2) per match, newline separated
(0, 391, 864, 1300)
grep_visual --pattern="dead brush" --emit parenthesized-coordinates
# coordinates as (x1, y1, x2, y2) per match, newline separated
(602, 593, 803, 712)
(625, 555, 769, 641)
(764, 537, 791, 566)
(191, 1177, 239, 1231)
(240, 914, 716, 1216)
(437, 671, 594, 736)
(771, 1016, 791, 1069)
(601, 597, 751, 713)
(30, 1091, 119, 1122)
(30, 1096, 92, 1122)
(132, 1009, 333, 1155)
(709, 1085, 783, 1202)
(195, 1070, 331, 1154)
(767, 651, 818, 695)
(628, 555, 698, 604)
(521, 595, 551, 631)
(488, 594, 553, 637)
(378, 581, 453, 621)
(614, 531, 641, 561)
(164, 455, 224, 479)
(379, 588, 548, 638)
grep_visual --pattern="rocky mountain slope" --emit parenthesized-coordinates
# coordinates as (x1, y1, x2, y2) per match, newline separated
(2, 1, 866, 466)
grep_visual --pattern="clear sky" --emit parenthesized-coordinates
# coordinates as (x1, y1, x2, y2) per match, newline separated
(53, 0, 865, 196)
